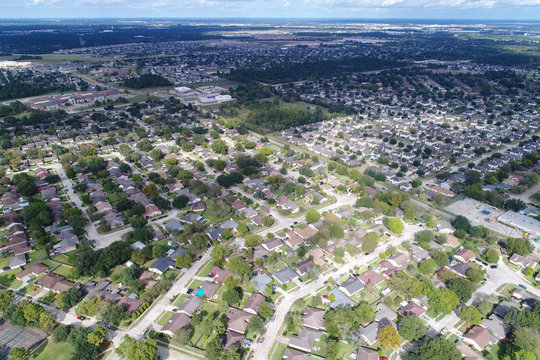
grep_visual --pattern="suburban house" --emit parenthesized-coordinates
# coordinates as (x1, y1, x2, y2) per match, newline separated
(464, 326, 492, 351)
(302, 306, 325, 330)
(226, 310, 254, 334)
(288, 326, 322, 352)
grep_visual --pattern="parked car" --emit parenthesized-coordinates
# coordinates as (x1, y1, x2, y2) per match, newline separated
(519, 284, 527, 290)
(2, 266, 10, 271)
(77, 316, 86, 321)
(187, 288, 194, 294)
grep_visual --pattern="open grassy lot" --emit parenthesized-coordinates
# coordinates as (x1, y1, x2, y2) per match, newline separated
(32, 340, 74, 360)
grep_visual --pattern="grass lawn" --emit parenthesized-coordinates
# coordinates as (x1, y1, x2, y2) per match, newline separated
(0, 269, 22, 289)
(40, 260, 57, 267)
(270, 343, 287, 360)
(32, 340, 74, 360)
(173, 293, 188, 307)
(186, 279, 202, 290)
(354, 289, 380, 305)
(51, 254, 70, 264)
(156, 311, 175, 326)
(189, 303, 220, 350)
(29, 249, 48, 262)
(53, 265, 73, 277)
(0, 257, 9, 268)
(267, 261, 286, 274)
(196, 261, 214, 277)
(312, 333, 329, 357)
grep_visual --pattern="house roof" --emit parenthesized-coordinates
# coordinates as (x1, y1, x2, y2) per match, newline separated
(200, 281, 220, 298)
(244, 293, 265, 314)
(178, 295, 202, 316)
(263, 238, 283, 251)
(359, 321, 379, 344)
(273, 267, 299, 284)
(224, 330, 245, 349)
(150, 257, 175, 273)
(209, 266, 233, 283)
(375, 302, 397, 322)
(341, 277, 365, 296)
(359, 270, 384, 286)
(226, 309, 253, 334)
(465, 326, 491, 349)
(118, 296, 142, 313)
(482, 314, 508, 339)
(294, 225, 318, 239)
(162, 313, 191, 334)
(302, 306, 325, 330)
(456, 249, 475, 261)
(288, 326, 322, 352)
(285, 232, 303, 248)
(282, 348, 308, 360)
(399, 301, 425, 317)
(251, 273, 272, 293)
(356, 347, 379, 360)
(329, 288, 355, 308)
(493, 300, 518, 318)
(16, 263, 49, 279)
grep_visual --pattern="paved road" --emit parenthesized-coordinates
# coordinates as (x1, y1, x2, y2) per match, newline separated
(108, 252, 211, 348)
(471, 257, 540, 302)
(253, 223, 423, 359)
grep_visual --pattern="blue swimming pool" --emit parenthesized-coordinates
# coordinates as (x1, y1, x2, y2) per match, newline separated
(196, 289, 205, 297)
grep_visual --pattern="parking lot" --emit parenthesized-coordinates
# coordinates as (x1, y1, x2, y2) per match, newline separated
(445, 198, 522, 237)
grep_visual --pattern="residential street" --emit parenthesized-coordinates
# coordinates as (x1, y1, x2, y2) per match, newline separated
(253, 223, 423, 360)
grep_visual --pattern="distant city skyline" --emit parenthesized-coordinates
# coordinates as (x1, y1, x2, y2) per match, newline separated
(2, 0, 540, 21)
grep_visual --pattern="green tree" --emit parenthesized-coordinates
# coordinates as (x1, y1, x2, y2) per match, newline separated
(460, 306, 482, 325)
(87, 326, 106, 347)
(116, 336, 159, 360)
(447, 278, 475, 302)
(415, 230, 435, 243)
(384, 217, 404, 234)
(0, 290, 14, 313)
(467, 268, 484, 283)
(512, 327, 540, 360)
(305, 209, 321, 223)
(172, 195, 188, 209)
(362, 232, 379, 252)
(403, 337, 461, 360)
(258, 302, 274, 320)
(175, 254, 193, 269)
(506, 237, 533, 255)
(484, 248, 499, 264)
(418, 259, 438, 275)
(355, 301, 375, 324)
(143, 183, 158, 198)
(211, 139, 228, 154)
(8, 347, 29, 360)
(399, 315, 427, 341)
(429, 288, 460, 315)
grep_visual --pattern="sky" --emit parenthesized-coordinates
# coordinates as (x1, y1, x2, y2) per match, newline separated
(1, 0, 540, 20)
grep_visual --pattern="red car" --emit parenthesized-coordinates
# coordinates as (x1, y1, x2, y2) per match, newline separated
(76, 316, 86, 321)
(379, 357, 388, 360)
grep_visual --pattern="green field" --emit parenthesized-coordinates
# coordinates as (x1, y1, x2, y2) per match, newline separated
(32, 340, 74, 360)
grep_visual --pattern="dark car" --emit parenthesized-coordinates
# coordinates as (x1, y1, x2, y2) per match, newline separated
(490, 265, 498, 269)
(2, 266, 10, 271)
(187, 288, 194, 294)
